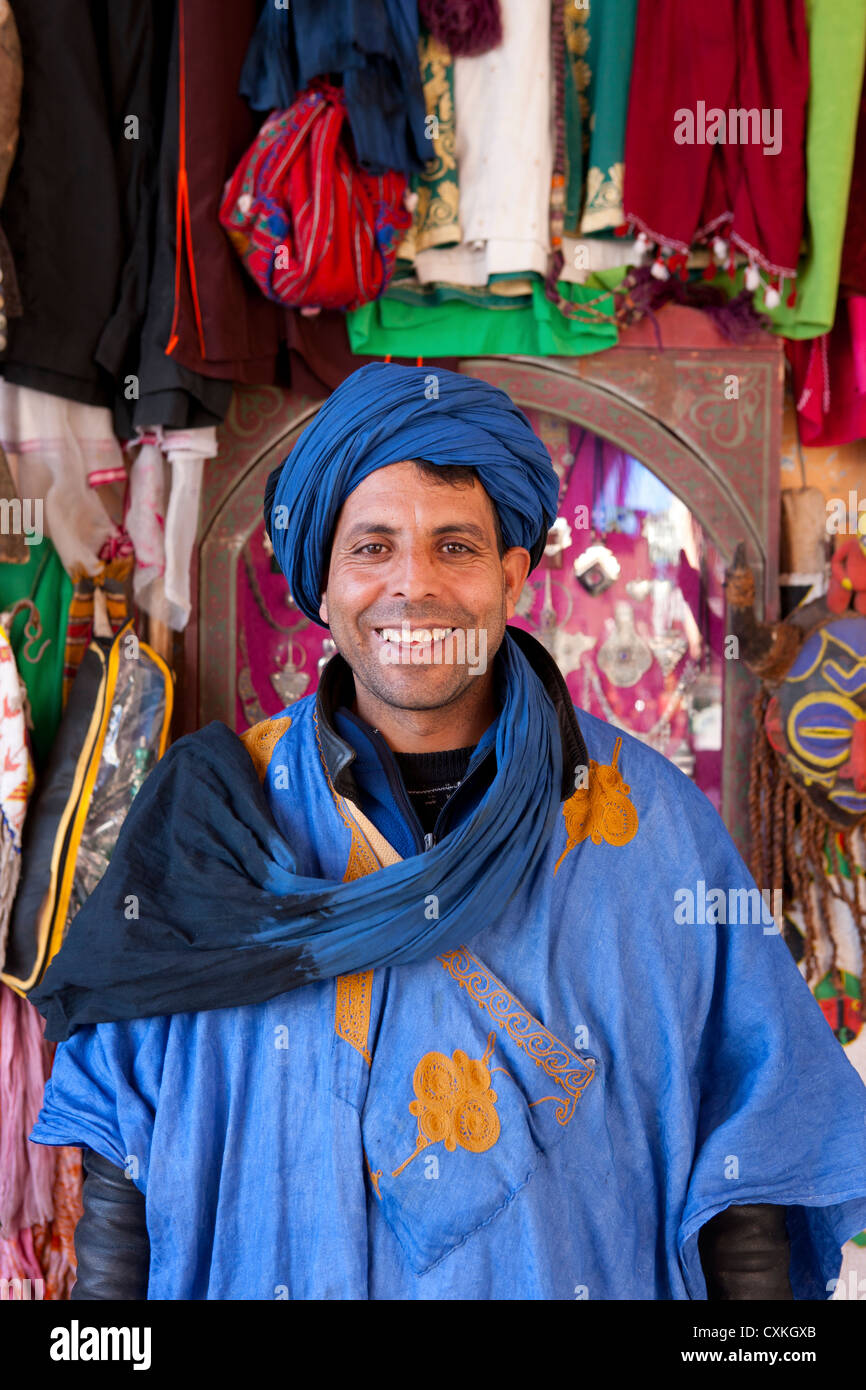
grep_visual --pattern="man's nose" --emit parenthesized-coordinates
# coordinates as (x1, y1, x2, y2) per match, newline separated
(386, 544, 441, 599)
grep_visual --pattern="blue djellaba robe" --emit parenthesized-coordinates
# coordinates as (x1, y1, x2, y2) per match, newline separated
(30, 643, 866, 1300)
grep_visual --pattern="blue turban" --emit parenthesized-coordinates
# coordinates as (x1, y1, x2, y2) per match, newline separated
(264, 362, 560, 624)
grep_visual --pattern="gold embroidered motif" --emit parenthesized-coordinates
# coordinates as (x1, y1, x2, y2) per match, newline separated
(335, 972, 374, 1065)
(315, 705, 399, 1064)
(240, 715, 293, 782)
(438, 949, 595, 1125)
(392, 1032, 499, 1177)
(581, 162, 626, 234)
(364, 1150, 383, 1200)
(554, 735, 638, 873)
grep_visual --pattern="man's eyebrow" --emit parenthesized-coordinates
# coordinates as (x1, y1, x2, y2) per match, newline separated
(341, 520, 491, 544)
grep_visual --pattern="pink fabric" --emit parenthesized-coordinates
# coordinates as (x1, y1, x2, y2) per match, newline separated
(0, 983, 54, 1240)
(786, 296, 866, 446)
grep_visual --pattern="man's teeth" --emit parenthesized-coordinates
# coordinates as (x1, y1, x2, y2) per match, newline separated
(377, 627, 454, 643)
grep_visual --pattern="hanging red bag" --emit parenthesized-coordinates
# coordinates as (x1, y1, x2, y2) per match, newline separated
(219, 79, 412, 313)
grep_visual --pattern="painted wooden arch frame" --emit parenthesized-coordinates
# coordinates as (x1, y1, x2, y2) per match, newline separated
(187, 348, 783, 861)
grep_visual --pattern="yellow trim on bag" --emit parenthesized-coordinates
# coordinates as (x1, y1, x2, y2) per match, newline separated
(1, 620, 174, 994)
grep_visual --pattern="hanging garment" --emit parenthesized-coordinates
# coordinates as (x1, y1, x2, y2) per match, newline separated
(417, 0, 502, 57)
(414, 0, 552, 286)
(346, 276, 617, 356)
(61, 558, 133, 709)
(0, 0, 170, 411)
(766, 0, 866, 337)
(840, 69, 866, 298)
(125, 425, 217, 631)
(0, 626, 32, 967)
(623, 0, 808, 291)
(396, 28, 462, 265)
(284, 306, 460, 396)
(127, 1, 235, 434)
(563, 0, 637, 235)
(0, 540, 72, 772)
(0, 382, 120, 578)
(786, 295, 866, 446)
(221, 82, 411, 312)
(239, 0, 430, 177)
(0, 0, 22, 345)
(27, 654, 866, 1298)
(37, 1144, 82, 1300)
(0, 983, 52, 1237)
(153, 0, 284, 393)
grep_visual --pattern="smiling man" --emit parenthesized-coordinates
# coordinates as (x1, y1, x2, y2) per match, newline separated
(28, 362, 866, 1301)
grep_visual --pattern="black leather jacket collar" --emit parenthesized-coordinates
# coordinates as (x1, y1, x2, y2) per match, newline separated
(315, 624, 589, 805)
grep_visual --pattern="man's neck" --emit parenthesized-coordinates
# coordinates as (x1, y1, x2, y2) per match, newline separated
(350, 673, 498, 754)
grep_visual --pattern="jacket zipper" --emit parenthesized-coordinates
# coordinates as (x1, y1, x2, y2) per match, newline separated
(364, 725, 482, 854)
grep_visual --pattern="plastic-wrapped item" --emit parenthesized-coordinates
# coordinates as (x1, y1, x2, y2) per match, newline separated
(1, 620, 172, 994)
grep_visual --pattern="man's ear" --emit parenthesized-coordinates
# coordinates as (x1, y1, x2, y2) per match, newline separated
(319, 593, 328, 624)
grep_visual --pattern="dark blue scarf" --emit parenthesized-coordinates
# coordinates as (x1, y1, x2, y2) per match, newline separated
(30, 631, 564, 1041)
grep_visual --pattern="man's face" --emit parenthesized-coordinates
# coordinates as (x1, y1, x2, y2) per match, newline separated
(318, 461, 531, 712)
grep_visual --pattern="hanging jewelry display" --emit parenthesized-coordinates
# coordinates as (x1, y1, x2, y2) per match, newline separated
(648, 628, 688, 678)
(573, 437, 620, 596)
(582, 657, 698, 757)
(642, 511, 681, 568)
(553, 627, 596, 678)
(238, 623, 267, 726)
(271, 639, 310, 705)
(597, 600, 653, 687)
(243, 547, 308, 636)
(317, 638, 338, 678)
(626, 578, 652, 603)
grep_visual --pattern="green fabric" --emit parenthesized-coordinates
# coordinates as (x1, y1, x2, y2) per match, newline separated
(0, 540, 72, 771)
(563, 0, 638, 235)
(346, 279, 618, 357)
(768, 0, 866, 338)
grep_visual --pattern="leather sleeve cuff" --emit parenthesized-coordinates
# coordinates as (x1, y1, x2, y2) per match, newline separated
(70, 1147, 151, 1301)
(698, 1202, 794, 1300)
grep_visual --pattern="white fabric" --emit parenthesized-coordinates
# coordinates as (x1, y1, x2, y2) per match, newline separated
(0, 381, 118, 576)
(127, 425, 216, 631)
(559, 236, 638, 283)
(125, 438, 166, 615)
(414, 0, 552, 287)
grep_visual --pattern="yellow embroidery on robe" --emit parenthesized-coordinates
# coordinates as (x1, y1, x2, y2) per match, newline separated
(392, 1032, 499, 1177)
(335, 972, 374, 1065)
(240, 715, 292, 783)
(554, 735, 638, 873)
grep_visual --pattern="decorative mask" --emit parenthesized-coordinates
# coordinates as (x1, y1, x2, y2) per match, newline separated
(725, 544, 866, 1000)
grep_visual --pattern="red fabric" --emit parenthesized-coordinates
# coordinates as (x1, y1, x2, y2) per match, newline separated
(623, 0, 808, 277)
(220, 81, 411, 312)
(841, 75, 866, 297)
(786, 296, 866, 446)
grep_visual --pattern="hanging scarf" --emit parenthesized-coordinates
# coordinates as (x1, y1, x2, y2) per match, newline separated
(29, 631, 564, 1041)
(30, 361, 566, 1041)
(622, 0, 809, 290)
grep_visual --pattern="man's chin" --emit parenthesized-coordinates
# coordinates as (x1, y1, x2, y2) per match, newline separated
(354, 658, 478, 710)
